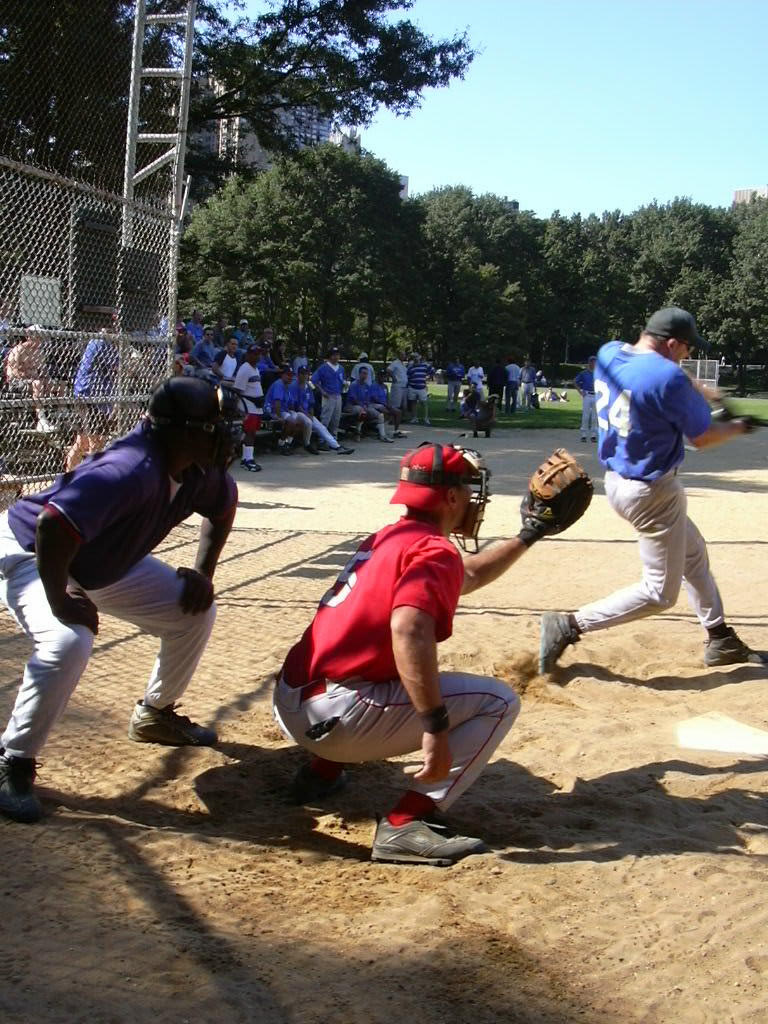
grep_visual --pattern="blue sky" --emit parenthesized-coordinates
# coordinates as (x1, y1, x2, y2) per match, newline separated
(354, 0, 768, 218)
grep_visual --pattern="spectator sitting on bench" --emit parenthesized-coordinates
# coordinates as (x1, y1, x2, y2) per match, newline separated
(264, 364, 312, 455)
(233, 344, 264, 472)
(5, 324, 55, 432)
(290, 366, 354, 455)
(371, 369, 406, 438)
(212, 335, 241, 384)
(344, 367, 394, 443)
(65, 324, 120, 471)
(189, 325, 218, 382)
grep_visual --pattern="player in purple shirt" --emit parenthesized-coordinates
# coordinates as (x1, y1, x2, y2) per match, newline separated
(0, 377, 240, 823)
(540, 307, 765, 674)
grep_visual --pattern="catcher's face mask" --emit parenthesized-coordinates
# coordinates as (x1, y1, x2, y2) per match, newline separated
(392, 442, 491, 552)
(450, 445, 491, 552)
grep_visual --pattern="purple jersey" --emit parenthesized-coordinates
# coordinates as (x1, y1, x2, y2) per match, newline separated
(7, 424, 237, 589)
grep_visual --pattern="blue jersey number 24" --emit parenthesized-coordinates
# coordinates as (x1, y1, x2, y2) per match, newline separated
(595, 381, 632, 437)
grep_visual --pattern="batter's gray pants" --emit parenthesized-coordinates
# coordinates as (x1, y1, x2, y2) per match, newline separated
(0, 515, 216, 758)
(575, 470, 724, 633)
(274, 672, 520, 809)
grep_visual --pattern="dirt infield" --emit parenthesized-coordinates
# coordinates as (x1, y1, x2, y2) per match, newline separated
(1, 426, 767, 1023)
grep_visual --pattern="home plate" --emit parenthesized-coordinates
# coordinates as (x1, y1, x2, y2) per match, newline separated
(677, 712, 768, 756)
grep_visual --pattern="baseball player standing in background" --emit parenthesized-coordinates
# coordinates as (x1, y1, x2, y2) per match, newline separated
(574, 355, 598, 442)
(540, 307, 767, 673)
(0, 377, 239, 823)
(274, 442, 590, 865)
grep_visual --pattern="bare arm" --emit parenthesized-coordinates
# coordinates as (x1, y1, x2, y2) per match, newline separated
(36, 509, 99, 633)
(176, 503, 236, 614)
(689, 419, 749, 450)
(461, 536, 529, 595)
(391, 605, 451, 783)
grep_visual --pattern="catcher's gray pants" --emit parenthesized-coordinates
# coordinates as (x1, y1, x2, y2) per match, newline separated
(273, 672, 520, 809)
(320, 393, 342, 437)
(574, 469, 724, 634)
(0, 515, 216, 758)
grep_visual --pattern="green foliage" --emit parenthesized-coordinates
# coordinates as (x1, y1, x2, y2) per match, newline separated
(189, 0, 475, 195)
(180, 145, 421, 358)
(179, 157, 768, 385)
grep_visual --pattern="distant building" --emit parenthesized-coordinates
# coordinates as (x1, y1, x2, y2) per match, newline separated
(191, 77, 334, 172)
(329, 125, 361, 155)
(733, 186, 768, 205)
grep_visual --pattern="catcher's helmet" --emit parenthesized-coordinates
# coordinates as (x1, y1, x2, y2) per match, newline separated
(391, 442, 491, 550)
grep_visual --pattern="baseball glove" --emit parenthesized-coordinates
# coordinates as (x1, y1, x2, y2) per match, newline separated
(519, 448, 593, 546)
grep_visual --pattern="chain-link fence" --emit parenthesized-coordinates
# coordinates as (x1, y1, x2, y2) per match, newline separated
(681, 358, 720, 390)
(0, 1, 193, 508)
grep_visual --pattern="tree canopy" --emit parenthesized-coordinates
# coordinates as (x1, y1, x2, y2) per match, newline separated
(179, 155, 768, 387)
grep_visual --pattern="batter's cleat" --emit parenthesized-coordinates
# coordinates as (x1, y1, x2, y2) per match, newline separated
(0, 752, 42, 823)
(289, 763, 348, 805)
(704, 628, 768, 667)
(371, 817, 488, 866)
(128, 701, 217, 746)
(539, 612, 581, 674)
(240, 458, 262, 472)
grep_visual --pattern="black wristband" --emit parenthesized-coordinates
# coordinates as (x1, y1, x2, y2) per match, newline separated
(420, 704, 450, 734)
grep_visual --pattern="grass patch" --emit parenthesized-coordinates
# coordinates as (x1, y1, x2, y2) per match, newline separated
(423, 384, 583, 430)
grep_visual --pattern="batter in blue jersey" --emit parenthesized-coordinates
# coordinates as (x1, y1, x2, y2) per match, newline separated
(539, 306, 765, 672)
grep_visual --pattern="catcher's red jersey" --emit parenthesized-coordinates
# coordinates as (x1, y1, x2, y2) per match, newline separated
(281, 518, 464, 687)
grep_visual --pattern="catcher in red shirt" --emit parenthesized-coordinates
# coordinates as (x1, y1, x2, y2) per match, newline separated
(275, 442, 591, 865)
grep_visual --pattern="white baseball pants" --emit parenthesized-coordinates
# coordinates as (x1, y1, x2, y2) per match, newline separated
(309, 415, 343, 449)
(273, 672, 520, 809)
(575, 470, 724, 633)
(0, 515, 216, 758)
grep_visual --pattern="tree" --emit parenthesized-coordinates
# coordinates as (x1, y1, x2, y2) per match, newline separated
(179, 144, 421, 355)
(194, 1, 474, 152)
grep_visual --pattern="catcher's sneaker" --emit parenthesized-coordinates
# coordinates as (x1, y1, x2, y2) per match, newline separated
(539, 612, 581, 673)
(371, 817, 488, 866)
(704, 628, 768, 667)
(289, 763, 348, 805)
(128, 701, 217, 746)
(0, 752, 42, 823)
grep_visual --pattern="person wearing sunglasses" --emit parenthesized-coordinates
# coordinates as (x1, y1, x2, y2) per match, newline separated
(540, 306, 765, 674)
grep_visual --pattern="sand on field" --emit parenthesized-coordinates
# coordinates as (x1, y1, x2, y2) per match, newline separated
(1, 425, 767, 1024)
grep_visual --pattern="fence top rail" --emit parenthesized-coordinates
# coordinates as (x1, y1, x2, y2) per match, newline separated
(0, 155, 176, 222)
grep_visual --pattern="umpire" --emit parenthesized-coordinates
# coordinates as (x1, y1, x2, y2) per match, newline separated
(0, 377, 239, 823)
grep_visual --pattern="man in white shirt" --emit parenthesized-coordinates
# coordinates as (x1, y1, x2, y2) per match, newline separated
(467, 363, 485, 399)
(232, 344, 264, 472)
(350, 351, 376, 384)
(504, 357, 521, 414)
(387, 350, 409, 414)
